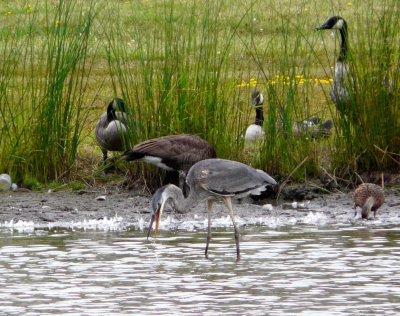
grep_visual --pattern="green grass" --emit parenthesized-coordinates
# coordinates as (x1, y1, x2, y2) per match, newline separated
(0, 0, 399, 189)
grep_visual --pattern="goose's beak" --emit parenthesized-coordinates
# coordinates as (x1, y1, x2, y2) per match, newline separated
(316, 23, 329, 31)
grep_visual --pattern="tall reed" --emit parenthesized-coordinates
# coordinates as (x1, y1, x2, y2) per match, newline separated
(103, 1, 249, 162)
(1, 0, 399, 188)
(0, 1, 98, 184)
(316, 0, 400, 177)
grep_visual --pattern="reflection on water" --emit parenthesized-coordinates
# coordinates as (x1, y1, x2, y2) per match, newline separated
(1, 224, 400, 315)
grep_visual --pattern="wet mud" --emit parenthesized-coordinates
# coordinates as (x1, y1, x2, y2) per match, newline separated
(1, 185, 399, 229)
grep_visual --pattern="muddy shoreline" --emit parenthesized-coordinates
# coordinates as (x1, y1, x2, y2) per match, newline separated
(1, 184, 399, 229)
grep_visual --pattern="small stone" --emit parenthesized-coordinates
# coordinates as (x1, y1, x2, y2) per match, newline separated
(95, 195, 107, 201)
(263, 204, 274, 211)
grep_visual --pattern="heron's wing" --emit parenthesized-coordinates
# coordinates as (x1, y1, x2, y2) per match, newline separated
(190, 159, 275, 198)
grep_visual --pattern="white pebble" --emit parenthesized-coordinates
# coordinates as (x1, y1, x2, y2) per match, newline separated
(263, 204, 274, 211)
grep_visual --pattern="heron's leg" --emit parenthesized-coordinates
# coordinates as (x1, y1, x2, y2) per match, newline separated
(205, 199, 213, 258)
(223, 197, 240, 260)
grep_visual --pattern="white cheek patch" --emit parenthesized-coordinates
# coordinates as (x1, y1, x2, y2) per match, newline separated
(335, 19, 344, 29)
(259, 94, 264, 104)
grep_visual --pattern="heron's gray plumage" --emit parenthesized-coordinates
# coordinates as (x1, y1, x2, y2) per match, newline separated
(95, 98, 129, 163)
(317, 16, 351, 108)
(187, 159, 276, 198)
(148, 158, 277, 259)
(125, 134, 217, 189)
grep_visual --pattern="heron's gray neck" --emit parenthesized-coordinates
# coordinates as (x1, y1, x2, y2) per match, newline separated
(168, 187, 200, 213)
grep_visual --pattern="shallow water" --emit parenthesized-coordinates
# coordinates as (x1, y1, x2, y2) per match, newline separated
(1, 214, 400, 315)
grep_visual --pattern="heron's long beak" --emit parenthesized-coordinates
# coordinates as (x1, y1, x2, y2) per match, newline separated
(154, 207, 161, 239)
(147, 213, 156, 239)
(147, 202, 165, 240)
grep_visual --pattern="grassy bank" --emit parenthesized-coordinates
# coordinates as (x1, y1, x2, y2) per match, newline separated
(0, 0, 399, 189)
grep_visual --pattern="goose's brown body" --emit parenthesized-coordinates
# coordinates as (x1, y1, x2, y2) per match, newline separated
(353, 183, 385, 219)
(124, 134, 217, 189)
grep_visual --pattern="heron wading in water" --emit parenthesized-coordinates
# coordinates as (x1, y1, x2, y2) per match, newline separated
(148, 158, 277, 259)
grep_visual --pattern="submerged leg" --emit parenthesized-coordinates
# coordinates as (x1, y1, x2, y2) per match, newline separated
(223, 197, 240, 260)
(205, 199, 213, 258)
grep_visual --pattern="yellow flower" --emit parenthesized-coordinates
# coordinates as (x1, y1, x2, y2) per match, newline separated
(249, 78, 257, 87)
(347, 2, 352, 6)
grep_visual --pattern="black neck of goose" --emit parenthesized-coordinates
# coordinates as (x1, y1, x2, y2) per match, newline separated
(107, 108, 116, 122)
(338, 27, 348, 62)
(255, 107, 264, 126)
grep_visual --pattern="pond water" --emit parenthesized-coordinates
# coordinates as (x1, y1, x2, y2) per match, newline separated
(1, 212, 400, 315)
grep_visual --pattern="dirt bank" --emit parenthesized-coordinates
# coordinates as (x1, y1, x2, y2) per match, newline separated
(1, 185, 399, 229)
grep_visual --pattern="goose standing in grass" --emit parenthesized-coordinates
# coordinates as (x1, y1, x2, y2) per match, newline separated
(147, 158, 277, 259)
(245, 90, 265, 143)
(95, 98, 130, 165)
(245, 91, 333, 141)
(316, 16, 351, 113)
(124, 134, 217, 190)
(353, 183, 385, 219)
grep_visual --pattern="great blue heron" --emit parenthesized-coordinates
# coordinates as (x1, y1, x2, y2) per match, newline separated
(316, 16, 351, 111)
(124, 134, 217, 190)
(95, 98, 129, 164)
(353, 183, 385, 219)
(245, 90, 265, 142)
(148, 158, 277, 259)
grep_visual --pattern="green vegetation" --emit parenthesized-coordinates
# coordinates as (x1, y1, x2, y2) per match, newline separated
(0, 0, 399, 189)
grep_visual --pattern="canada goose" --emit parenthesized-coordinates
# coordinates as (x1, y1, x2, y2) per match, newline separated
(353, 183, 385, 219)
(245, 90, 265, 142)
(124, 134, 217, 190)
(292, 118, 334, 139)
(316, 16, 351, 112)
(148, 158, 277, 259)
(95, 98, 130, 164)
(246, 91, 333, 141)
